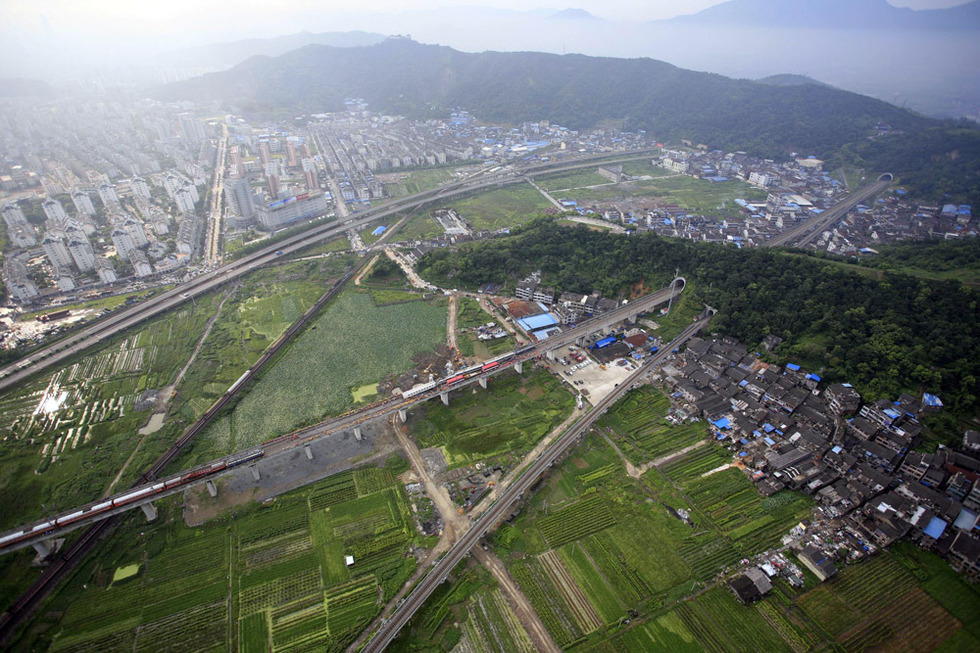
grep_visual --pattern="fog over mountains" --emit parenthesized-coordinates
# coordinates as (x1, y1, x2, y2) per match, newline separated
(0, 0, 977, 119)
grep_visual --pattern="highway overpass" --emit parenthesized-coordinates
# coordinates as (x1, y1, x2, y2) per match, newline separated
(763, 178, 891, 249)
(0, 279, 685, 556)
(359, 315, 711, 652)
(0, 149, 664, 395)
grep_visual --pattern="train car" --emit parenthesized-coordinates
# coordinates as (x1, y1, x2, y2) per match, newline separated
(91, 501, 112, 513)
(31, 521, 54, 534)
(0, 530, 25, 547)
(227, 370, 251, 395)
(54, 511, 85, 528)
(403, 380, 439, 399)
(112, 487, 155, 508)
(227, 448, 263, 467)
(481, 361, 500, 373)
(445, 374, 466, 386)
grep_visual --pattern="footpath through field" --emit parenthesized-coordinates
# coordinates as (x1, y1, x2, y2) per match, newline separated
(366, 415, 561, 653)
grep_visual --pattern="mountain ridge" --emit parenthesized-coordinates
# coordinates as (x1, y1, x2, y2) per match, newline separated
(662, 0, 980, 30)
(155, 37, 930, 158)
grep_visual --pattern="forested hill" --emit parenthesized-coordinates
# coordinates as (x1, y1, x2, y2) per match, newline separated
(417, 219, 980, 429)
(157, 38, 928, 156)
(156, 38, 979, 203)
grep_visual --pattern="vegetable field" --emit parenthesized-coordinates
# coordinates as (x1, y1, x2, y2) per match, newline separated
(598, 387, 707, 464)
(412, 368, 574, 468)
(35, 462, 420, 653)
(203, 289, 446, 447)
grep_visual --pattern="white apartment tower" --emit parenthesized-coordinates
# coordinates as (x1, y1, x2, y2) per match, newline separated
(67, 236, 96, 271)
(123, 217, 149, 247)
(71, 190, 97, 217)
(130, 177, 151, 201)
(42, 199, 67, 226)
(111, 228, 137, 261)
(96, 258, 117, 284)
(42, 233, 73, 268)
(98, 182, 119, 207)
(2, 202, 28, 228)
(223, 177, 255, 219)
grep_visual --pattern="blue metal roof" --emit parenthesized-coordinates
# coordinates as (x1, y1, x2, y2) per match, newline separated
(923, 393, 943, 407)
(786, 363, 801, 371)
(923, 517, 948, 539)
(517, 313, 558, 332)
(954, 509, 978, 531)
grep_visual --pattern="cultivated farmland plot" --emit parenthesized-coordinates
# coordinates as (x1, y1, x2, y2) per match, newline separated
(36, 463, 421, 652)
(204, 290, 446, 447)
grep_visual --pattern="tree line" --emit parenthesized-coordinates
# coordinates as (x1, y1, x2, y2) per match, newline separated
(418, 218, 979, 425)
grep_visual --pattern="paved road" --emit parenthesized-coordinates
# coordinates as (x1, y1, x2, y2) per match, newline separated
(0, 279, 685, 553)
(0, 149, 663, 395)
(359, 316, 710, 652)
(763, 179, 890, 249)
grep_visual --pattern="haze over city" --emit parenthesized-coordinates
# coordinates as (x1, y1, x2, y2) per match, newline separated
(0, 0, 978, 650)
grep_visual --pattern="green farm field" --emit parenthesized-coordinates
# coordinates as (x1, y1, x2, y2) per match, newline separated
(598, 386, 708, 466)
(439, 184, 551, 232)
(410, 368, 574, 468)
(455, 297, 516, 360)
(199, 289, 446, 449)
(16, 464, 421, 652)
(553, 172, 766, 217)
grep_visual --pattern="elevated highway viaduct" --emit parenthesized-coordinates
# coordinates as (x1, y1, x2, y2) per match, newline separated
(0, 148, 663, 395)
(0, 279, 685, 557)
(763, 177, 891, 249)
(360, 315, 712, 652)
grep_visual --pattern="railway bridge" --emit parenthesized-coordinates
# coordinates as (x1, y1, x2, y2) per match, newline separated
(0, 279, 686, 558)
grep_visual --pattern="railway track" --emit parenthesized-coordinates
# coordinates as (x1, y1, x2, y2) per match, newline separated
(0, 148, 662, 395)
(359, 316, 710, 651)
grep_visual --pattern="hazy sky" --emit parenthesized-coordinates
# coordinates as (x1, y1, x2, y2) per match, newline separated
(2, 0, 973, 42)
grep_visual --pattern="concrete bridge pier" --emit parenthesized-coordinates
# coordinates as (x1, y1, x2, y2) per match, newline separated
(514, 361, 523, 374)
(206, 480, 218, 497)
(32, 540, 54, 559)
(576, 336, 585, 347)
(440, 392, 450, 406)
(626, 314, 637, 324)
(140, 502, 158, 522)
(545, 350, 556, 361)
(353, 427, 362, 441)
(251, 466, 261, 482)
(478, 377, 488, 390)
(305, 444, 314, 460)
(398, 408, 407, 423)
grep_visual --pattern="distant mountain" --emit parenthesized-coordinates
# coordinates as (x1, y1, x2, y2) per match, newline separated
(0, 78, 57, 99)
(756, 74, 831, 88)
(170, 31, 387, 70)
(549, 8, 601, 21)
(664, 0, 980, 31)
(156, 38, 931, 156)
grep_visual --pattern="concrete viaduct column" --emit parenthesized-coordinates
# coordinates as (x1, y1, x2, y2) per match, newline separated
(206, 480, 217, 497)
(353, 427, 363, 441)
(305, 444, 314, 460)
(514, 361, 523, 374)
(545, 350, 556, 362)
(251, 466, 261, 482)
(478, 377, 488, 390)
(140, 502, 158, 522)
(398, 409, 407, 423)
(440, 392, 450, 407)
(32, 540, 54, 558)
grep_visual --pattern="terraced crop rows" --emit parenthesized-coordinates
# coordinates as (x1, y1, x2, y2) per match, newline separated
(539, 550, 603, 633)
(538, 493, 616, 547)
(511, 560, 582, 648)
